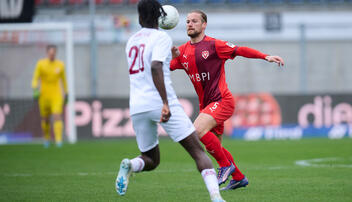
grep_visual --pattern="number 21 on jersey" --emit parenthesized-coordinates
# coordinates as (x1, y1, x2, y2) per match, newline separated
(128, 44, 145, 75)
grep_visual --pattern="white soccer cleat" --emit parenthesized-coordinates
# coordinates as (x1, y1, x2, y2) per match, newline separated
(116, 158, 132, 196)
(211, 193, 226, 202)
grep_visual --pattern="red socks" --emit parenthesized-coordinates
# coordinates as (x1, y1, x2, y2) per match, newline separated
(200, 131, 245, 181)
(222, 147, 245, 181)
(200, 132, 231, 167)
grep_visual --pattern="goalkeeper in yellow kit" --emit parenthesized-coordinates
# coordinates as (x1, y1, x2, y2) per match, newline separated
(31, 45, 68, 148)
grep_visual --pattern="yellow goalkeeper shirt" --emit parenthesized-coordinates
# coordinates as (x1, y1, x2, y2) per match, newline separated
(31, 58, 68, 98)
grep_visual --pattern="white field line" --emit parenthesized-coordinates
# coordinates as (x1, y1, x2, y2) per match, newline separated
(295, 157, 352, 168)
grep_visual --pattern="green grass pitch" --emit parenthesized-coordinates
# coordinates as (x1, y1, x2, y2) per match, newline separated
(0, 138, 351, 202)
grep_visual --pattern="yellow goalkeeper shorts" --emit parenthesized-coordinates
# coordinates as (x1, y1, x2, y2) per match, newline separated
(38, 96, 64, 117)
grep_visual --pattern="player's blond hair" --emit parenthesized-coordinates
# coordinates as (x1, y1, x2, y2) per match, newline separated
(190, 10, 207, 23)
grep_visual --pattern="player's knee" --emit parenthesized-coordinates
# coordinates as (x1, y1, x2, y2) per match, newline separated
(53, 114, 62, 121)
(41, 117, 50, 123)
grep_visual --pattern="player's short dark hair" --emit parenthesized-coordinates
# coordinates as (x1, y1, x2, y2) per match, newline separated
(190, 10, 207, 23)
(46, 44, 57, 51)
(137, 0, 166, 28)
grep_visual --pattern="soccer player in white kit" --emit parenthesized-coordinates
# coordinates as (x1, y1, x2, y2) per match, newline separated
(115, 1, 225, 201)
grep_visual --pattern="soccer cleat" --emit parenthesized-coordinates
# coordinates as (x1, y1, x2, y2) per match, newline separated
(217, 163, 236, 185)
(116, 158, 132, 196)
(220, 176, 249, 191)
(43, 141, 50, 148)
(211, 193, 226, 202)
(56, 142, 63, 148)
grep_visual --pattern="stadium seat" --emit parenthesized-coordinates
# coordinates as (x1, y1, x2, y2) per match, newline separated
(228, 0, 246, 4)
(95, 0, 105, 4)
(157, 0, 168, 4)
(109, 0, 124, 4)
(207, 0, 226, 4)
(327, 0, 345, 3)
(35, 0, 45, 5)
(247, 0, 265, 4)
(167, 0, 185, 4)
(48, 0, 65, 5)
(128, 0, 139, 4)
(68, 0, 85, 4)
(187, 0, 206, 3)
(267, 0, 284, 4)
(307, 0, 325, 4)
(288, 0, 305, 4)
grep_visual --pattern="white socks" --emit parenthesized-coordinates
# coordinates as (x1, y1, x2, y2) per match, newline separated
(201, 168, 220, 197)
(130, 157, 145, 172)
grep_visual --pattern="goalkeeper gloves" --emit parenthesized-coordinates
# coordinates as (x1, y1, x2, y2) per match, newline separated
(64, 94, 68, 105)
(33, 89, 40, 100)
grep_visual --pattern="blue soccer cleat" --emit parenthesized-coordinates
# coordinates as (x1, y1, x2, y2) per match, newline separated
(220, 176, 249, 191)
(116, 158, 132, 196)
(43, 140, 50, 148)
(217, 163, 236, 185)
(56, 141, 63, 148)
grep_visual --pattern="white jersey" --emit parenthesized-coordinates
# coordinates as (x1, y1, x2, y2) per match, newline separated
(126, 28, 180, 115)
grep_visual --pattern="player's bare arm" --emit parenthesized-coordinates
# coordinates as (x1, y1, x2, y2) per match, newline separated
(151, 61, 171, 122)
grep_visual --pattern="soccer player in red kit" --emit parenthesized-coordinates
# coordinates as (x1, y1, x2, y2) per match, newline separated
(170, 10, 284, 190)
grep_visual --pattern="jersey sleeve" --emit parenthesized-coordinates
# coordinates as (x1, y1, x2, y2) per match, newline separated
(215, 39, 238, 60)
(235, 46, 268, 59)
(170, 55, 183, 71)
(60, 62, 68, 94)
(31, 61, 41, 89)
(152, 32, 172, 63)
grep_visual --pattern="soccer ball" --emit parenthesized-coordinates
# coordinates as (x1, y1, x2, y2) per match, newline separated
(158, 5, 179, 30)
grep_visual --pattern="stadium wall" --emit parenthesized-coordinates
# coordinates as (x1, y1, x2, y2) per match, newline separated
(1, 40, 352, 98)
(1, 93, 352, 143)
(1, 11, 352, 98)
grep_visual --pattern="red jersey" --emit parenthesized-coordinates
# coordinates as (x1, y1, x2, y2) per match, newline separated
(170, 36, 267, 110)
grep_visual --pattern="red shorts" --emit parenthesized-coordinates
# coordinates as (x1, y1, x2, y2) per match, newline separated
(201, 95, 235, 135)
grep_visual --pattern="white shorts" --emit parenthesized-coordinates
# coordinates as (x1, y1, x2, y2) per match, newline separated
(131, 105, 195, 152)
